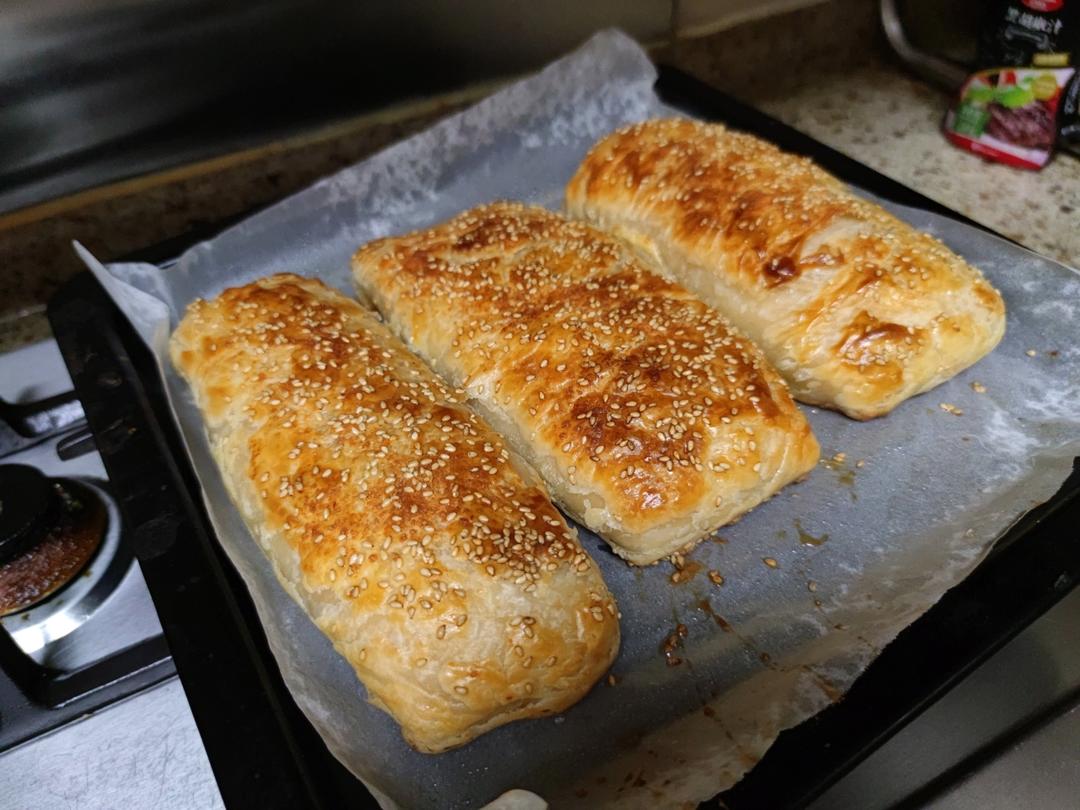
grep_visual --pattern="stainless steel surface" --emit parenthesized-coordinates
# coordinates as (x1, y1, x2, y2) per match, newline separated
(931, 699, 1080, 810)
(880, 0, 968, 90)
(0, 0, 671, 214)
(0, 679, 223, 810)
(0, 339, 71, 403)
(35, 560, 164, 671)
(808, 587, 1080, 810)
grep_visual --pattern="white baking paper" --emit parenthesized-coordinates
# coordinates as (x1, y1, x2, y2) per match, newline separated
(75, 29, 1080, 809)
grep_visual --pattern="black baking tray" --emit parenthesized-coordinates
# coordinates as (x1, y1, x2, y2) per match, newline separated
(46, 65, 1080, 810)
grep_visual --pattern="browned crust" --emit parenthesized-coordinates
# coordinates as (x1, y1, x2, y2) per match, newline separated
(353, 203, 820, 564)
(566, 118, 1006, 420)
(170, 274, 618, 752)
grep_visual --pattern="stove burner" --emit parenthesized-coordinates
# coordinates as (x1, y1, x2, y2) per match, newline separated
(0, 464, 60, 564)
(1, 475, 127, 655)
(0, 466, 106, 618)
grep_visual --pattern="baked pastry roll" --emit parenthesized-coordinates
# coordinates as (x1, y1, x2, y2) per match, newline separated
(566, 118, 1007, 420)
(352, 203, 819, 565)
(170, 274, 618, 753)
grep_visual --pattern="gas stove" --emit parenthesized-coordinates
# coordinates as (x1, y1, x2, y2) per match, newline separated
(0, 338, 222, 809)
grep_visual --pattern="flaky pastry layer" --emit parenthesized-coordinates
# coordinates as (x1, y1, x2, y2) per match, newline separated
(566, 118, 1006, 420)
(353, 203, 819, 564)
(171, 274, 618, 752)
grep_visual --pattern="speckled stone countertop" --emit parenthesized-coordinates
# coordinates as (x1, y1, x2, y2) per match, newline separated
(667, 0, 1080, 265)
(1, 0, 1077, 353)
(749, 60, 1080, 264)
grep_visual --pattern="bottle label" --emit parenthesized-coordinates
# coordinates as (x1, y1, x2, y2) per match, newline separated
(944, 66, 1075, 169)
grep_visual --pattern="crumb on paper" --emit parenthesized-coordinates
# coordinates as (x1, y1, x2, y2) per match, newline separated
(821, 451, 848, 471)
(855, 459, 866, 468)
(708, 569, 724, 586)
(763, 557, 779, 569)
(669, 554, 697, 584)
(1026, 349, 1038, 357)
(971, 381, 987, 394)
(607, 674, 618, 687)
(807, 580, 817, 592)
(662, 624, 689, 667)
(939, 402, 964, 416)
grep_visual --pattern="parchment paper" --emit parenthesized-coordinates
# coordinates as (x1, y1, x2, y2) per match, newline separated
(76, 30, 1080, 809)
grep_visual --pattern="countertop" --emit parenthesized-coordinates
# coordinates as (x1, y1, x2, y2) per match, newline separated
(665, 1, 1080, 265)
(1, 0, 1077, 353)
(752, 60, 1079, 264)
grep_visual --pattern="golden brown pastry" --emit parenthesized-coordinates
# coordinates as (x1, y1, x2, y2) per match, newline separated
(170, 274, 619, 753)
(566, 118, 1007, 420)
(352, 203, 819, 565)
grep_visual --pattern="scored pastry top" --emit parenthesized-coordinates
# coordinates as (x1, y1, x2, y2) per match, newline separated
(566, 118, 1006, 420)
(171, 273, 618, 752)
(354, 203, 819, 562)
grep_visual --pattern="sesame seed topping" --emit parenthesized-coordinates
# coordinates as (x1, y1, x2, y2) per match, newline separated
(352, 202, 801, 538)
(175, 273, 617, 693)
(565, 119, 1003, 419)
